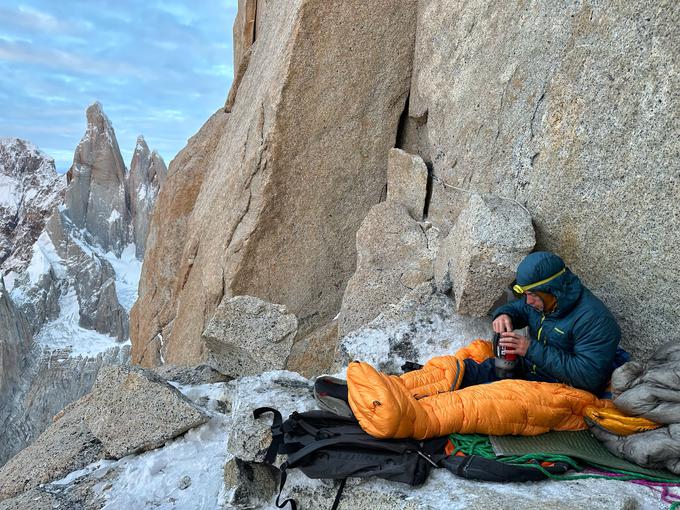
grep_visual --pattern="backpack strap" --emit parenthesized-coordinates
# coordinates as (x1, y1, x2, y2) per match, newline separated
(253, 407, 284, 464)
(274, 466, 297, 510)
(274, 465, 345, 510)
(331, 478, 347, 510)
(285, 435, 417, 468)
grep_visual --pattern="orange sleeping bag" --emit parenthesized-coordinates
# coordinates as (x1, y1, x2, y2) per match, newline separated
(347, 340, 614, 439)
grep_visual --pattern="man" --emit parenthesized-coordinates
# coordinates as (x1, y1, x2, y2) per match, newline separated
(461, 251, 622, 394)
(316, 250, 622, 417)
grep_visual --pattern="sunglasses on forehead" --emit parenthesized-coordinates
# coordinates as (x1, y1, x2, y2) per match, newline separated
(512, 268, 566, 296)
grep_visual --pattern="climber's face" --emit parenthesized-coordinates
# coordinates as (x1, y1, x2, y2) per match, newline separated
(525, 291, 545, 312)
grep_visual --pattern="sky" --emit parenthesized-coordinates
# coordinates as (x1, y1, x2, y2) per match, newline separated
(0, 1, 237, 172)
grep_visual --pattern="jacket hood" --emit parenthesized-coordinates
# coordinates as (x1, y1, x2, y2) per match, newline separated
(516, 251, 583, 317)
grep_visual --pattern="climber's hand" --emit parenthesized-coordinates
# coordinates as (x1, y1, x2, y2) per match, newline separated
(499, 332, 530, 356)
(492, 314, 513, 333)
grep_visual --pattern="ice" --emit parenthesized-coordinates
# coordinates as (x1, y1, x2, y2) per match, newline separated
(3, 271, 17, 292)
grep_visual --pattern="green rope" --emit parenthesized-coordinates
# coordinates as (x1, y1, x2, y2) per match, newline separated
(669, 502, 679, 510)
(448, 433, 580, 473)
(447, 433, 680, 483)
(448, 434, 495, 458)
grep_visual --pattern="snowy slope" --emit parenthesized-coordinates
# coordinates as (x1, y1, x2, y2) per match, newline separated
(0, 138, 65, 274)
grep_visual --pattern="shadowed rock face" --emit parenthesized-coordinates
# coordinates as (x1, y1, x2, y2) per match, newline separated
(0, 279, 32, 423)
(0, 346, 130, 468)
(0, 138, 64, 274)
(405, 0, 680, 357)
(44, 211, 129, 340)
(132, 0, 419, 367)
(130, 110, 230, 366)
(128, 136, 167, 259)
(64, 102, 129, 256)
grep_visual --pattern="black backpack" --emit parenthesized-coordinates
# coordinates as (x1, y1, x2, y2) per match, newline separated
(254, 407, 572, 509)
(253, 407, 448, 510)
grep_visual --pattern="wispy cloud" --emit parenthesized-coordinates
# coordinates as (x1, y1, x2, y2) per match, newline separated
(0, 1, 236, 172)
(0, 40, 154, 79)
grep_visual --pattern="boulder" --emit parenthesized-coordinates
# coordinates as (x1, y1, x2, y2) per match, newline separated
(226, 371, 315, 464)
(223, 458, 278, 509)
(336, 282, 491, 374)
(286, 320, 339, 379)
(408, 0, 679, 357)
(131, 0, 419, 367)
(203, 295, 298, 378)
(64, 102, 129, 256)
(386, 148, 429, 221)
(0, 397, 104, 501)
(83, 365, 209, 459)
(338, 202, 434, 338)
(128, 136, 167, 259)
(435, 193, 535, 317)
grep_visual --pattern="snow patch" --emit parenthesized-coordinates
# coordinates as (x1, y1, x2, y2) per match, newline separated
(52, 459, 118, 487)
(137, 184, 148, 201)
(0, 173, 20, 208)
(26, 232, 64, 284)
(4, 271, 17, 292)
(35, 287, 126, 357)
(107, 209, 121, 224)
(339, 310, 491, 376)
(98, 384, 231, 510)
(103, 243, 142, 311)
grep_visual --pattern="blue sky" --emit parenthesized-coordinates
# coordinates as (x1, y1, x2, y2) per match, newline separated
(0, 1, 237, 172)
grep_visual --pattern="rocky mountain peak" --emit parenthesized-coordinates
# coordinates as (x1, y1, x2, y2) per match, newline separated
(128, 135, 167, 258)
(64, 102, 129, 256)
(0, 138, 65, 274)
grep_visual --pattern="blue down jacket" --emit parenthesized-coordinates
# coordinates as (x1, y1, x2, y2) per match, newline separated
(493, 252, 621, 394)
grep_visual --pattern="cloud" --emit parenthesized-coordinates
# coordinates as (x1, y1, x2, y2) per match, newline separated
(0, 5, 75, 34)
(0, 40, 154, 79)
(0, 0, 237, 173)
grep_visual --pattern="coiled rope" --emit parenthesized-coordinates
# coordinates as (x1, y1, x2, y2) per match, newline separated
(449, 433, 680, 508)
